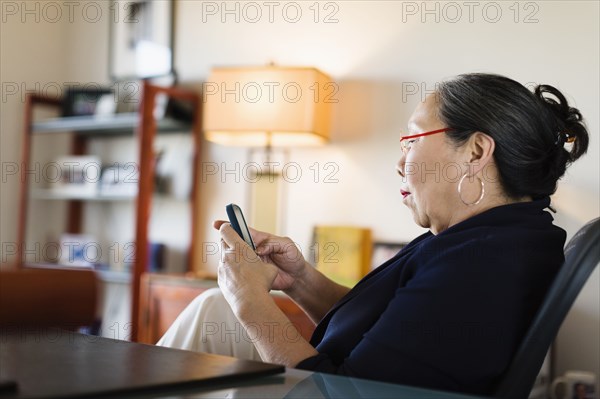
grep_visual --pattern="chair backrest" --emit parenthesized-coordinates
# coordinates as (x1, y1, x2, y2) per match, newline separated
(0, 268, 98, 329)
(494, 218, 600, 399)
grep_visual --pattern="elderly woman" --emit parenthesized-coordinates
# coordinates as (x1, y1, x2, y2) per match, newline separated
(159, 73, 589, 395)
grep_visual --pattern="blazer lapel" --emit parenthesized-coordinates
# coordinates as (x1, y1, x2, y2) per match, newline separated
(309, 245, 414, 346)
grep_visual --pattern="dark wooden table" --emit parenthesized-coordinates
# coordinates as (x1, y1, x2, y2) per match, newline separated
(0, 328, 283, 398)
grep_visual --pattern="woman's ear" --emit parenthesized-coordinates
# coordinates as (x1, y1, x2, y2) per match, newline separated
(466, 132, 495, 174)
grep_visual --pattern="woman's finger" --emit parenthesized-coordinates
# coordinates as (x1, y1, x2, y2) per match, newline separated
(255, 236, 295, 256)
(248, 226, 271, 245)
(213, 219, 229, 230)
(219, 238, 230, 251)
(219, 223, 248, 249)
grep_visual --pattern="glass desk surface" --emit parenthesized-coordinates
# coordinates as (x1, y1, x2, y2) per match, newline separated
(152, 368, 487, 399)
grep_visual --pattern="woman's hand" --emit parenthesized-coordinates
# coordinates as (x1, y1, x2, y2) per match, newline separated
(214, 220, 349, 325)
(214, 221, 319, 366)
(214, 220, 308, 293)
(216, 222, 279, 309)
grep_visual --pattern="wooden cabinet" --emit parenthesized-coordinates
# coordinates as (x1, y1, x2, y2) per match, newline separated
(138, 273, 316, 345)
(17, 81, 202, 341)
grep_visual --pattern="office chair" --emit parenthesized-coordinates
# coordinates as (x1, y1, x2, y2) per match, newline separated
(493, 218, 600, 399)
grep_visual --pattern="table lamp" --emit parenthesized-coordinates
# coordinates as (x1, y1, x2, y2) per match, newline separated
(203, 65, 334, 233)
(203, 65, 333, 148)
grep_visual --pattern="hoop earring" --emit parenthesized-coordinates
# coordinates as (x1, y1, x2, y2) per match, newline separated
(458, 173, 485, 206)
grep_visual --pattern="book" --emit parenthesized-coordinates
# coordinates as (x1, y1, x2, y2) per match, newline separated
(312, 226, 372, 287)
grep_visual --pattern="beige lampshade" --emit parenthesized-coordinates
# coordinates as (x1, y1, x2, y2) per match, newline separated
(203, 66, 333, 147)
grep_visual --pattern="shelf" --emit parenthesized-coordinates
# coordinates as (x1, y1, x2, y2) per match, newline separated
(31, 189, 136, 202)
(31, 189, 187, 202)
(24, 262, 94, 271)
(32, 113, 191, 136)
(24, 263, 132, 284)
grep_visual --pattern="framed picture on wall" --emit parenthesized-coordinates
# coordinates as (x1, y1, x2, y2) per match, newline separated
(371, 241, 407, 270)
(108, 0, 175, 80)
(311, 226, 373, 287)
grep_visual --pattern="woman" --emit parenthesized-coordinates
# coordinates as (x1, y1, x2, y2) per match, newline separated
(159, 73, 589, 395)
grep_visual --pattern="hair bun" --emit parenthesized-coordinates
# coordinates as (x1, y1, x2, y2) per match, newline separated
(535, 84, 589, 162)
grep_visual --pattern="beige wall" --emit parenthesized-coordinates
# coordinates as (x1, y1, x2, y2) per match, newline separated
(1, 0, 598, 380)
(1, 0, 70, 264)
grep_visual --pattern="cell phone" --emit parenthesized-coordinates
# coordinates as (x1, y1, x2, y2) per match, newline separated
(226, 203, 256, 251)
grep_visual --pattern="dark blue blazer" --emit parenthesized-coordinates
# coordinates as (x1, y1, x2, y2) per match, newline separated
(296, 197, 566, 395)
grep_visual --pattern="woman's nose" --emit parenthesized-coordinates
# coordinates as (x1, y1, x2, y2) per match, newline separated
(396, 155, 406, 177)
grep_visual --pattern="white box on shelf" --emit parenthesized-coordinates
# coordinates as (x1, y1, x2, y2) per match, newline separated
(59, 234, 98, 268)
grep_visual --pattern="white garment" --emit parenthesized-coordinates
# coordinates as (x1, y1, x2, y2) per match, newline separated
(156, 287, 262, 361)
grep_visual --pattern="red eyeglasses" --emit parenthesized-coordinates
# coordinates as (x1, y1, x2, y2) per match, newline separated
(399, 127, 453, 153)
